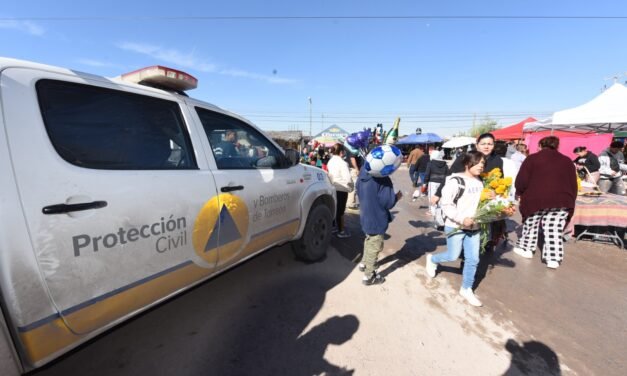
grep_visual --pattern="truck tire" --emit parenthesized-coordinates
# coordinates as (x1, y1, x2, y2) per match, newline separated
(291, 204, 332, 262)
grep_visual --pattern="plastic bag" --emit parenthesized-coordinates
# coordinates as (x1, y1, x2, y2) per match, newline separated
(434, 204, 445, 227)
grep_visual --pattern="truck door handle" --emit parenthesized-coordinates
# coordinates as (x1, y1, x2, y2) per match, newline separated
(221, 185, 244, 193)
(42, 201, 108, 215)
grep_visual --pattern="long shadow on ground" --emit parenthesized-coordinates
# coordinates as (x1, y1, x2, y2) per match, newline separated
(378, 231, 446, 278)
(33, 244, 358, 376)
(503, 338, 561, 375)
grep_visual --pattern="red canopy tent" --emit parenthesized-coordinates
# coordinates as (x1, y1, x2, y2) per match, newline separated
(491, 117, 537, 140)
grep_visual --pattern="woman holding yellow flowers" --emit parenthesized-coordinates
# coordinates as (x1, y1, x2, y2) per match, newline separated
(426, 151, 486, 307)
(433, 133, 505, 249)
(514, 136, 577, 269)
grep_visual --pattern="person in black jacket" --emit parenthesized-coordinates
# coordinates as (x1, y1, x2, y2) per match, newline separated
(573, 146, 600, 184)
(434, 133, 503, 200)
(447, 134, 503, 176)
(424, 154, 448, 215)
(414, 150, 431, 194)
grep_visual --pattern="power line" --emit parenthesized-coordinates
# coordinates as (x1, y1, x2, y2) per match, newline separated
(238, 110, 554, 114)
(248, 118, 550, 124)
(249, 118, 545, 127)
(3, 15, 627, 21)
(241, 113, 552, 120)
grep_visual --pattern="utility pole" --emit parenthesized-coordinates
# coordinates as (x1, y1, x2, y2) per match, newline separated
(308, 97, 312, 137)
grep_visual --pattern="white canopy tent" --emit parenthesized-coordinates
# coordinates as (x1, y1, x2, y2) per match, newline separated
(441, 136, 476, 148)
(523, 83, 627, 134)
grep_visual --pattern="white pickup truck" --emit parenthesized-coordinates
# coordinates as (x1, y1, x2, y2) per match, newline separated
(0, 58, 336, 374)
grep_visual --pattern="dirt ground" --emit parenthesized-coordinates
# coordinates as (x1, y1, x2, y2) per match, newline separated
(33, 167, 627, 376)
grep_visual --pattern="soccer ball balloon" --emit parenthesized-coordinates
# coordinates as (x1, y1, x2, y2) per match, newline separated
(365, 145, 403, 177)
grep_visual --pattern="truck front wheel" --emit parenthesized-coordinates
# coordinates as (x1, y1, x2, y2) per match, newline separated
(291, 204, 332, 262)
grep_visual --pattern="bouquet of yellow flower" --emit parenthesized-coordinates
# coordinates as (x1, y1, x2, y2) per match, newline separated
(446, 168, 515, 252)
(475, 168, 515, 252)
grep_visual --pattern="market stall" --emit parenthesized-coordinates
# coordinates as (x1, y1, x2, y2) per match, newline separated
(525, 84, 627, 248)
(308, 125, 350, 147)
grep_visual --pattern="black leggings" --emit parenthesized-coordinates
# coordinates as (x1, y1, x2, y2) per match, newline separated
(336, 191, 348, 219)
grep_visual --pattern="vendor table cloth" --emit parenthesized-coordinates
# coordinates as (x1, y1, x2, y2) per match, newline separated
(571, 193, 627, 227)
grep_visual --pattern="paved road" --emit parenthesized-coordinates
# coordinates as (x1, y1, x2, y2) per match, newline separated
(33, 167, 626, 375)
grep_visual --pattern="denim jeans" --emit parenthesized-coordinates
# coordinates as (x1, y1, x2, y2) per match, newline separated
(417, 172, 426, 187)
(431, 226, 480, 289)
(409, 165, 419, 186)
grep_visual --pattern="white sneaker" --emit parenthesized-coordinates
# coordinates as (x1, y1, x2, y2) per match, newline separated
(513, 247, 533, 259)
(459, 287, 483, 307)
(425, 254, 437, 278)
(546, 260, 560, 269)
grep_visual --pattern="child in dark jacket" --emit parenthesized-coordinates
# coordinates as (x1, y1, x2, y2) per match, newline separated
(355, 167, 402, 285)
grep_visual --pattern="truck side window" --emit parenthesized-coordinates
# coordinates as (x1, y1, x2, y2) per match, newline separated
(36, 80, 197, 170)
(195, 107, 285, 170)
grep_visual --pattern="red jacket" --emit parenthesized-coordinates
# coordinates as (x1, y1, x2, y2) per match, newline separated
(515, 149, 578, 219)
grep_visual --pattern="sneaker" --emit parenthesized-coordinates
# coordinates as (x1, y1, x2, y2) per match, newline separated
(513, 247, 533, 259)
(425, 254, 437, 278)
(358, 263, 366, 272)
(546, 260, 560, 269)
(362, 272, 385, 286)
(336, 231, 351, 238)
(483, 240, 495, 253)
(331, 227, 338, 234)
(459, 287, 483, 307)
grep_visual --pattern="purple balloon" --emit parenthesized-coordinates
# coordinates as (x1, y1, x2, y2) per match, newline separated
(346, 134, 360, 148)
(358, 130, 372, 148)
(356, 131, 368, 143)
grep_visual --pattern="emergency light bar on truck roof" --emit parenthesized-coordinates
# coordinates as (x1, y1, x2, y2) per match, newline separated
(120, 66, 198, 92)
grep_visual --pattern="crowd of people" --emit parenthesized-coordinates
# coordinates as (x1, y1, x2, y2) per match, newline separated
(303, 134, 625, 306)
(573, 142, 627, 195)
(302, 143, 364, 239)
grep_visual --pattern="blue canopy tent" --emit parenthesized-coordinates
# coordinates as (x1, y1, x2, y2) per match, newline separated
(396, 133, 443, 144)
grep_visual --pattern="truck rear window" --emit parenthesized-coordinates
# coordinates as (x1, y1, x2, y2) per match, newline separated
(36, 80, 197, 170)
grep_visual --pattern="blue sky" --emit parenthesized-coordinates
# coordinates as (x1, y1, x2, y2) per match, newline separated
(3, 0, 627, 136)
